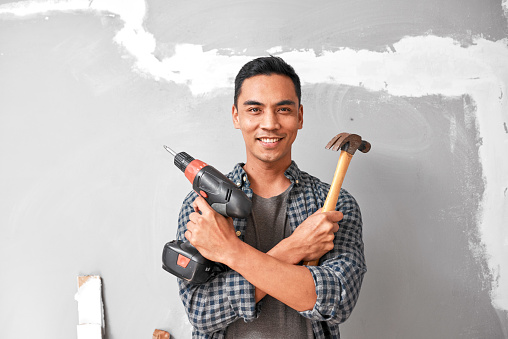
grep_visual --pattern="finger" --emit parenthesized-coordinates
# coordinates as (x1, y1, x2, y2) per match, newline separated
(192, 198, 201, 214)
(332, 222, 340, 233)
(188, 211, 200, 224)
(186, 221, 196, 233)
(184, 229, 192, 242)
(193, 195, 213, 215)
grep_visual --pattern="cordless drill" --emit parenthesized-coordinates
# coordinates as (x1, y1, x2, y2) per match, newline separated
(161, 146, 252, 284)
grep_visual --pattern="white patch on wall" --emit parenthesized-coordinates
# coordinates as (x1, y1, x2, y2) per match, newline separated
(1, 0, 507, 311)
(75, 276, 104, 339)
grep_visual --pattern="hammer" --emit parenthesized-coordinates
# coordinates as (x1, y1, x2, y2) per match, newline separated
(303, 133, 371, 266)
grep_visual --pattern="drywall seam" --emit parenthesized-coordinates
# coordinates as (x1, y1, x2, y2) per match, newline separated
(1, 0, 507, 310)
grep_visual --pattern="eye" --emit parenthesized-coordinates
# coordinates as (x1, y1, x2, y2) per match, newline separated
(248, 107, 261, 113)
(278, 107, 291, 113)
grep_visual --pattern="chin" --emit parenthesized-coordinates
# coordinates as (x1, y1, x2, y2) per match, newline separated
(257, 152, 289, 164)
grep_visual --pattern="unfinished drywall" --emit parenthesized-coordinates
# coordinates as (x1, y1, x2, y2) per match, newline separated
(0, 0, 507, 338)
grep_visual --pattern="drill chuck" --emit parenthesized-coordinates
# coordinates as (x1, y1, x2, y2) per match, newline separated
(164, 146, 194, 173)
(174, 151, 194, 173)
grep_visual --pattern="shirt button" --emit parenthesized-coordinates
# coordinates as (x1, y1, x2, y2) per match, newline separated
(295, 180, 299, 184)
(243, 176, 247, 182)
(236, 182, 241, 187)
(236, 231, 242, 236)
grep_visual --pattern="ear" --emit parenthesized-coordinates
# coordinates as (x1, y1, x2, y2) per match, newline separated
(232, 104, 241, 129)
(298, 104, 304, 129)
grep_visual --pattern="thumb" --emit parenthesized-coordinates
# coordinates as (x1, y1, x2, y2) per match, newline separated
(323, 210, 343, 223)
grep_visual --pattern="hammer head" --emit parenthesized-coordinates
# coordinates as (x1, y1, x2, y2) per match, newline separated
(326, 133, 371, 155)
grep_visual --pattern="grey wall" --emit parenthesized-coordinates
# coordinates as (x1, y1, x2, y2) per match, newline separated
(1, 0, 507, 338)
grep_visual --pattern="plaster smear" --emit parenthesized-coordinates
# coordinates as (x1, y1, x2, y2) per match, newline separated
(1, 0, 507, 310)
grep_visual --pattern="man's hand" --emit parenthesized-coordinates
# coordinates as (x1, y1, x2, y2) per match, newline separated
(283, 209, 343, 262)
(185, 195, 241, 264)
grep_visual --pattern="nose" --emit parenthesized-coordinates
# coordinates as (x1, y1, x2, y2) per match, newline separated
(260, 110, 280, 130)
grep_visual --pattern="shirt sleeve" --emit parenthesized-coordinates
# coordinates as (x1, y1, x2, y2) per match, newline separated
(175, 191, 260, 334)
(299, 188, 367, 324)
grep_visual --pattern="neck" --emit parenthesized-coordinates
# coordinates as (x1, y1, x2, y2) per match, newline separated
(243, 158, 292, 199)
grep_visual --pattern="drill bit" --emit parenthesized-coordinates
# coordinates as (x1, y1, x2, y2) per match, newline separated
(163, 145, 177, 157)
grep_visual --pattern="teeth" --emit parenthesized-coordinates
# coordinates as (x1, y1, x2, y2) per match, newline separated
(260, 138, 280, 143)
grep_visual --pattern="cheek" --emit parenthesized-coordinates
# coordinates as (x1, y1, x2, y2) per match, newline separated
(239, 117, 257, 131)
(239, 125, 254, 141)
(285, 118, 302, 131)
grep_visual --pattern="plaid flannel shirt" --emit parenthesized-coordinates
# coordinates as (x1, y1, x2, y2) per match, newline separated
(176, 161, 366, 338)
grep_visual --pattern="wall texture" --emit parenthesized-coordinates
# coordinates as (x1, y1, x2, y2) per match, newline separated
(0, 0, 507, 338)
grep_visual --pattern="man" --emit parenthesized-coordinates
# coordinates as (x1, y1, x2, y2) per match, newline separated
(176, 56, 366, 338)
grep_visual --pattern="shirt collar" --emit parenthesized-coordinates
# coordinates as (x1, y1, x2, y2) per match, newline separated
(230, 163, 249, 188)
(284, 161, 302, 185)
(230, 161, 302, 188)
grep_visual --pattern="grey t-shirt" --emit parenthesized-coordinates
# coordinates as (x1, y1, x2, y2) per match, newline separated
(225, 187, 314, 339)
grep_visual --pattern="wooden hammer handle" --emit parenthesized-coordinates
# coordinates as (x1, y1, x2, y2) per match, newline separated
(303, 150, 353, 266)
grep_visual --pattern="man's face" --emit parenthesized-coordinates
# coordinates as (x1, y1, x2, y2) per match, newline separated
(232, 74, 303, 167)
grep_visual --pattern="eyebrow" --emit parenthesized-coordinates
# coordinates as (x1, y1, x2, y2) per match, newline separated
(243, 100, 263, 106)
(276, 100, 296, 106)
(242, 99, 296, 106)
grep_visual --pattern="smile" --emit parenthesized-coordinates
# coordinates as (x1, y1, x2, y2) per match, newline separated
(259, 137, 282, 143)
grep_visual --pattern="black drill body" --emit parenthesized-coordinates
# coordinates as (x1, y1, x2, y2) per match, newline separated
(162, 146, 252, 284)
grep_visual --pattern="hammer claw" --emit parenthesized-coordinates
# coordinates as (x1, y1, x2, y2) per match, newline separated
(325, 135, 339, 149)
(325, 133, 370, 155)
(331, 142, 343, 152)
(325, 133, 348, 150)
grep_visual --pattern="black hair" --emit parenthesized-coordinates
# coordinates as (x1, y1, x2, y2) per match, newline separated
(234, 56, 301, 109)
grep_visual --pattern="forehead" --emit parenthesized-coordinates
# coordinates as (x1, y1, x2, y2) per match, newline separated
(239, 74, 298, 102)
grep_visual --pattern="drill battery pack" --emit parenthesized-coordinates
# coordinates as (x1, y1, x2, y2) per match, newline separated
(162, 240, 225, 284)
